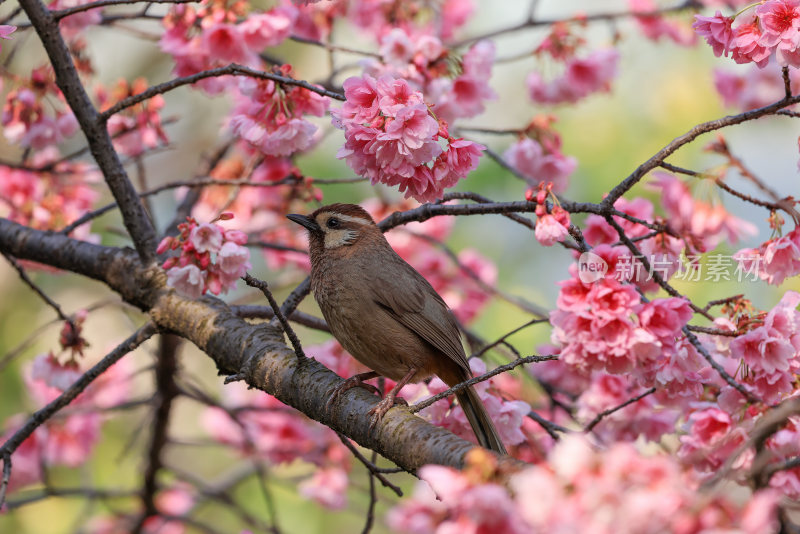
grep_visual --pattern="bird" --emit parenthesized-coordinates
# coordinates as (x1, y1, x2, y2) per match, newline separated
(287, 203, 507, 454)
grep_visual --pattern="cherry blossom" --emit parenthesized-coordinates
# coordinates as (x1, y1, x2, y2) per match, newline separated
(334, 74, 484, 202)
(160, 215, 252, 297)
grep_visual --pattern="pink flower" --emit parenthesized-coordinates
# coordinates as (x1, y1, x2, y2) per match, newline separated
(189, 222, 223, 253)
(298, 468, 348, 509)
(638, 297, 693, 344)
(166, 264, 206, 298)
(732, 15, 772, 67)
(381, 104, 438, 149)
(563, 48, 620, 97)
(504, 138, 576, 192)
(217, 241, 251, 279)
(202, 23, 252, 64)
(651, 172, 756, 251)
(379, 28, 415, 65)
(338, 75, 380, 125)
(239, 6, 296, 51)
(693, 11, 735, 56)
(535, 213, 569, 246)
(756, 0, 800, 49)
(376, 76, 423, 117)
(527, 49, 619, 105)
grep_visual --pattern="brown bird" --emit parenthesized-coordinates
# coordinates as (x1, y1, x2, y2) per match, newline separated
(287, 203, 507, 454)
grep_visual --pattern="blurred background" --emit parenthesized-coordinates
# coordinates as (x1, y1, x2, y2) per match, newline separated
(1, 0, 798, 532)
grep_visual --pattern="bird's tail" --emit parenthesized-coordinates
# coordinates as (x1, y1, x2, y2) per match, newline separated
(456, 385, 507, 455)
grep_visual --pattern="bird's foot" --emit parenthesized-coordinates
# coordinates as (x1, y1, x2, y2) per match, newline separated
(367, 395, 408, 432)
(326, 372, 381, 411)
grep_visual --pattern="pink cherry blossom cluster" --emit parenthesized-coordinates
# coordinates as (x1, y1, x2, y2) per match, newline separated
(189, 153, 321, 272)
(672, 294, 800, 496)
(629, 0, 697, 46)
(715, 59, 800, 110)
(528, 182, 571, 246)
(158, 215, 252, 298)
(503, 117, 577, 193)
(527, 48, 619, 105)
(228, 67, 329, 157)
(347, 0, 474, 42)
(0, 147, 99, 241)
(402, 359, 531, 448)
(583, 192, 698, 292)
(1, 353, 132, 495)
(735, 227, 800, 285)
(160, 2, 296, 94)
(97, 78, 169, 158)
(651, 172, 757, 252)
(364, 31, 497, 125)
(694, 1, 800, 69)
(2, 66, 78, 150)
(334, 74, 484, 203)
(729, 291, 800, 402)
(388, 438, 779, 534)
(201, 380, 352, 509)
(551, 269, 694, 381)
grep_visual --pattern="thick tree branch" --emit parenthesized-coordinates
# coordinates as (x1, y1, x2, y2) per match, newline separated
(0, 218, 524, 474)
(131, 334, 181, 533)
(19, 0, 158, 263)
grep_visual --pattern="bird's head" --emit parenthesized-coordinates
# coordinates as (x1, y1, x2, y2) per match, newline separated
(287, 203, 379, 256)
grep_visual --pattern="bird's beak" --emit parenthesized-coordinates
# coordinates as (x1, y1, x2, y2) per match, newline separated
(286, 213, 321, 233)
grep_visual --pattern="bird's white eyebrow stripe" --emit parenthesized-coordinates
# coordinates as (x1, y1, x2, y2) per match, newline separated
(325, 213, 371, 225)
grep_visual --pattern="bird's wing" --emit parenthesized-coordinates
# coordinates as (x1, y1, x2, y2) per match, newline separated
(368, 255, 471, 375)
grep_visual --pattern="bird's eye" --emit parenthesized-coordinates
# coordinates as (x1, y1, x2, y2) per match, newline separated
(327, 217, 340, 229)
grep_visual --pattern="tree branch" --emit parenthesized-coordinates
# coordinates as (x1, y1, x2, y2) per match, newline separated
(19, 0, 158, 262)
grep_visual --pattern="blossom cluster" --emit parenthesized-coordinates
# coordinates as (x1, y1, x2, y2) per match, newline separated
(694, 1, 800, 68)
(0, 147, 99, 241)
(2, 66, 78, 150)
(333, 74, 484, 203)
(202, 377, 352, 510)
(735, 227, 800, 285)
(228, 68, 329, 157)
(527, 48, 620, 105)
(98, 78, 170, 158)
(1, 352, 132, 495)
(366, 32, 497, 125)
(503, 117, 577, 192)
(529, 181, 572, 246)
(160, 2, 297, 94)
(388, 439, 779, 534)
(159, 215, 252, 298)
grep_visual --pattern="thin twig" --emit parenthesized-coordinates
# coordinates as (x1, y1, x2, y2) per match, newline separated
(410, 354, 558, 413)
(101, 64, 345, 119)
(1, 250, 72, 324)
(583, 387, 656, 433)
(243, 274, 306, 359)
(52, 0, 196, 20)
(336, 433, 404, 496)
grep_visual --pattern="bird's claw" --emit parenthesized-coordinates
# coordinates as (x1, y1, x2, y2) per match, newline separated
(326, 376, 381, 411)
(367, 396, 408, 432)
